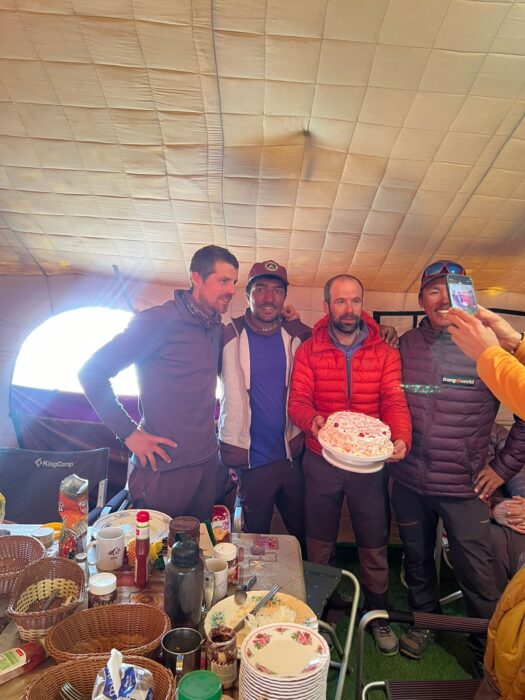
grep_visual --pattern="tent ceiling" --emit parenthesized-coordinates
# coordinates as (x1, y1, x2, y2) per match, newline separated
(1, 0, 525, 293)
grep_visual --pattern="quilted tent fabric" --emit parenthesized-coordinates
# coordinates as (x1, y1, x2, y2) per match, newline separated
(0, 0, 524, 294)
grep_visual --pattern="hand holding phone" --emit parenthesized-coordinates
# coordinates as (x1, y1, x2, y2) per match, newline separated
(446, 273, 478, 315)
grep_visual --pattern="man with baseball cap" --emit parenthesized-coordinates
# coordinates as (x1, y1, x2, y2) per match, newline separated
(390, 260, 525, 666)
(218, 260, 310, 550)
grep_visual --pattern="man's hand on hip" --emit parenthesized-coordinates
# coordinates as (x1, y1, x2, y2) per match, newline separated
(124, 427, 177, 472)
(387, 439, 407, 462)
(474, 464, 504, 501)
(310, 415, 325, 437)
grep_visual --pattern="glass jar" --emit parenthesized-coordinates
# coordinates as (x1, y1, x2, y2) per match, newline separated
(205, 626, 237, 690)
(88, 572, 117, 608)
(168, 515, 200, 548)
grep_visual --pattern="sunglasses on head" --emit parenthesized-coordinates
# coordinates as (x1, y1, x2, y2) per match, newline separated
(422, 261, 465, 279)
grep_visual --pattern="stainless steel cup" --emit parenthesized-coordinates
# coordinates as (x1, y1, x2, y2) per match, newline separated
(161, 627, 203, 679)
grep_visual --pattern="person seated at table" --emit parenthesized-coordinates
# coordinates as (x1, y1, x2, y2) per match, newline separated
(482, 423, 525, 590)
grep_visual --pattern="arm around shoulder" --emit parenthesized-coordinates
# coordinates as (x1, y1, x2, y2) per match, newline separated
(287, 341, 318, 434)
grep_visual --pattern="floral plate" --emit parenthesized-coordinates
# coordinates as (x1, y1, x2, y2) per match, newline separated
(205, 591, 317, 646)
(241, 622, 330, 678)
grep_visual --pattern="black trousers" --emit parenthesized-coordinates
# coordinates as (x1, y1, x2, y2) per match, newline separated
(391, 480, 501, 658)
(303, 449, 391, 610)
(236, 457, 306, 552)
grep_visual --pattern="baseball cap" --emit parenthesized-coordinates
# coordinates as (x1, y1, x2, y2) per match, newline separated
(419, 260, 466, 293)
(247, 260, 288, 287)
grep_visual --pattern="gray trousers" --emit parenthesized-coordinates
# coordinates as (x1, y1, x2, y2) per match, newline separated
(129, 453, 218, 520)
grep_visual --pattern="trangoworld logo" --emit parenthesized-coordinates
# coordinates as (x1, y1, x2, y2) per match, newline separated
(264, 261, 279, 271)
(35, 458, 74, 468)
(442, 376, 476, 387)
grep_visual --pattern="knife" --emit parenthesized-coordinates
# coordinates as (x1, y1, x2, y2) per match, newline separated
(232, 583, 280, 634)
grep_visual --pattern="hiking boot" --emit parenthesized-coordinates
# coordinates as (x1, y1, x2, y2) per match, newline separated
(399, 627, 436, 660)
(370, 620, 399, 656)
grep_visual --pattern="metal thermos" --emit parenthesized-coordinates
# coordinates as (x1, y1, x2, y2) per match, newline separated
(164, 539, 204, 629)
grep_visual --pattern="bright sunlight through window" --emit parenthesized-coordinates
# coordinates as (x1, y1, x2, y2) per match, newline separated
(12, 307, 139, 395)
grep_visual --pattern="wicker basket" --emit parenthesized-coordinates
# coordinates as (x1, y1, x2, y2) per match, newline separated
(0, 535, 46, 598)
(7, 556, 85, 640)
(22, 653, 175, 700)
(45, 603, 170, 663)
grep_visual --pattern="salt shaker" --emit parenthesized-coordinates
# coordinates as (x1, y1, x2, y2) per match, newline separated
(74, 551, 89, 587)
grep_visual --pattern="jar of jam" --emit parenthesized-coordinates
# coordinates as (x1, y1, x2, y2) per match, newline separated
(88, 572, 117, 608)
(206, 626, 237, 690)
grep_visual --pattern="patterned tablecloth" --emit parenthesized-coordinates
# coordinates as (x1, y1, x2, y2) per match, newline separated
(1, 525, 305, 699)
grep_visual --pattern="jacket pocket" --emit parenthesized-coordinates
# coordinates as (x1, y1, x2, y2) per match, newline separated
(218, 441, 250, 469)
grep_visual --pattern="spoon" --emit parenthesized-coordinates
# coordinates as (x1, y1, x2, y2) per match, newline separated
(232, 584, 280, 633)
(234, 574, 257, 605)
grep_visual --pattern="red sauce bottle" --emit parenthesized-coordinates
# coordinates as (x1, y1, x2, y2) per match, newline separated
(134, 510, 150, 589)
(0, 641, 46, 685)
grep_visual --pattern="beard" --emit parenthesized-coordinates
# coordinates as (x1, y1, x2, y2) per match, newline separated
(331, 315, 360, 335)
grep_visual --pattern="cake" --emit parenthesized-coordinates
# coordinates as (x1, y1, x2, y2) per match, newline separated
(318, 411, 392, 460)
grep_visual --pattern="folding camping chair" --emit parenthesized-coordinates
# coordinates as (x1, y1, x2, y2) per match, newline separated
(303, 561, 361, 700)
(355, 609, 488, 700)
(0, 447, 128, 525)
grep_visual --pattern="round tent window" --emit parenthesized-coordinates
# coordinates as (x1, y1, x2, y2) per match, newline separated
(12, 307, 138, 395)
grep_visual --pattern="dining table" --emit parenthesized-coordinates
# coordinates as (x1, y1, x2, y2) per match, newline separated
(0, 523, 307, 699)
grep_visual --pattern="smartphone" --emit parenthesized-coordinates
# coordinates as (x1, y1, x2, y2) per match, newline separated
(446, 274, 478, 315)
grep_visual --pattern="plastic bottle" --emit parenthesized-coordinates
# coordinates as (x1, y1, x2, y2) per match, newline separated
(164, 539, 204, 629)
(134, 510, 150, 589)
(0, 641, 46, 685)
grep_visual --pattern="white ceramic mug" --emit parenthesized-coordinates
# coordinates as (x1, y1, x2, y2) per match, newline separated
(87, 527, 125, 571)
(205, 557, 228, 603)
(213, 542, 238, 584)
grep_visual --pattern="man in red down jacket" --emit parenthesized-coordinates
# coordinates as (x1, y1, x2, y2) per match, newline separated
(288, 274, 412, 656)
(390, 260, 525, 669)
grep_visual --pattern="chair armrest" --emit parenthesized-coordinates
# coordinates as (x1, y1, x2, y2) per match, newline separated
(386, 610, 489, 635)
(101, 488, 130, 515)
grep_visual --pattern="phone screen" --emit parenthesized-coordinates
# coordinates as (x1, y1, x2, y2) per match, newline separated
(446, 274, 478, 315)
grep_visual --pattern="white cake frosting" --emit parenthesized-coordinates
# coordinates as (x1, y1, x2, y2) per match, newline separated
(319, 411, 392, 459)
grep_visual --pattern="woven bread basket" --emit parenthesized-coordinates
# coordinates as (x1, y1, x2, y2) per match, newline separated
(22, 653, 175, 700)
(45, 603, 170, 663)
(7, 556, 85, 640)
(0, 535, 46, 598)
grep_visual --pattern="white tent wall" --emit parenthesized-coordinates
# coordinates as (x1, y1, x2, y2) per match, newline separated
(1, 273, 524, 448)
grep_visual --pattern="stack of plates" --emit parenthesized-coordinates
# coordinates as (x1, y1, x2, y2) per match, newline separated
(239, 622, 330, 700)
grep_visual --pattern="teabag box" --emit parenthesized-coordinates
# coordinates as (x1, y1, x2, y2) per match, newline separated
(58, 474, 88, 559)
